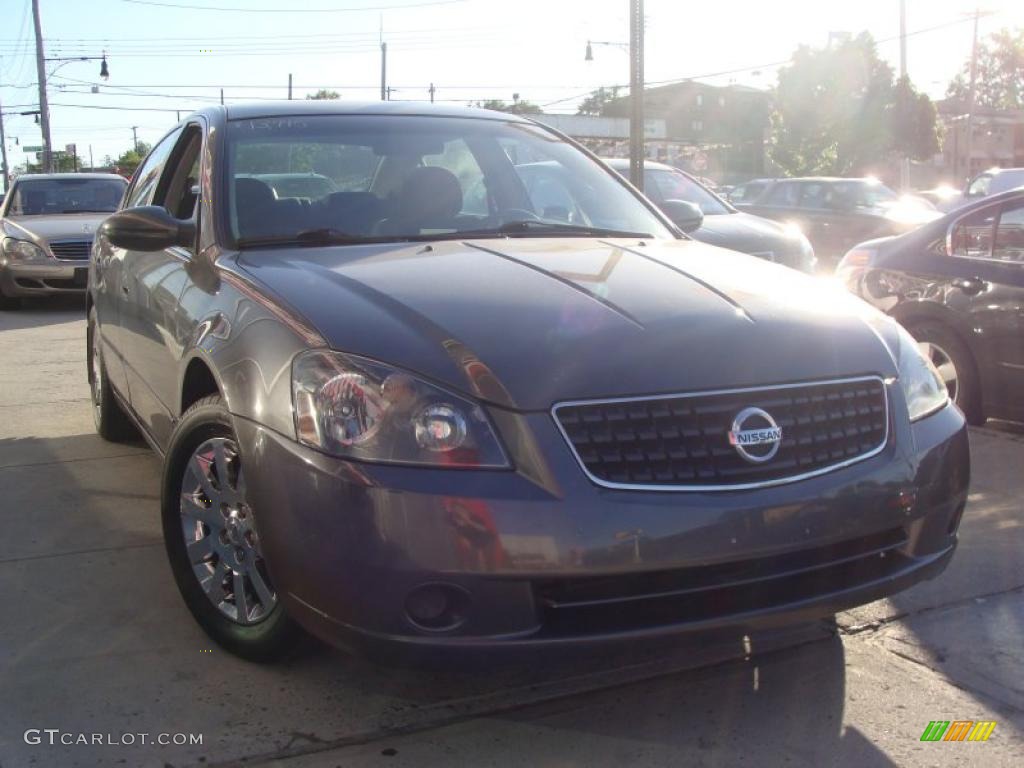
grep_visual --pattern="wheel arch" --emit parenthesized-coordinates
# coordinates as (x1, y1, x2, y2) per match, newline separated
(179, 351, 226, 417)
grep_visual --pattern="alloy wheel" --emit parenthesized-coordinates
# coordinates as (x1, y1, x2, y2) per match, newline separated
(918, 341, 959, 402)
(179, 437, 276, 625)
(89, 320, 104, 424)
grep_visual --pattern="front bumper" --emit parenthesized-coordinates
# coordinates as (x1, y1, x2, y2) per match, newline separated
(0, 259, 88, 297)
(236, 399, 969, 652)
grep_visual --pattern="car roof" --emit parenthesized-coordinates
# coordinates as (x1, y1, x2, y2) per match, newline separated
(13, 173, 126, 182)
(955, 186, 1024, 215)
(215, 100, 531, 123)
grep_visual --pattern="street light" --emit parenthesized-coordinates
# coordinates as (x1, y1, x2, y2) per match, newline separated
(45, 52, 110, 82)
(583, 0, 645, 192)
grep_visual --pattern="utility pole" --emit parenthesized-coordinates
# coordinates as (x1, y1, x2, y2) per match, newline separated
(0, 97, 9, 193)
(628, 0, 644, 192)
(380, 41, 387, 101)
(898, 0, 910, 191)
(32, 0, 53, 173)
(220, 88, 224, 105)
(429, 83, 436, 103)
(131, 125, 139, 153)
(89, 144, 94, 172)
(962, 8, 982, 183)
(288, 73, 293, 100)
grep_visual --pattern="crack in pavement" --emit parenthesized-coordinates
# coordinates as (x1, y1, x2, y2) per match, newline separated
(0, 450, 150, 471)
(204, 626, 836, 768)
(0, 540, 163, 566)
(838, 583, 1024, 635)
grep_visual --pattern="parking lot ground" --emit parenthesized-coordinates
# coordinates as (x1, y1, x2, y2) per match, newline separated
(0, 298, 1022, 768)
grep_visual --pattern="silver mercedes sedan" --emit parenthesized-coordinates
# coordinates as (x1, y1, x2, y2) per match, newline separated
(0, 173, 127, 309)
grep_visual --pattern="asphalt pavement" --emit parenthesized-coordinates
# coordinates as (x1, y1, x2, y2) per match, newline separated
(0, 297, 1021, 768)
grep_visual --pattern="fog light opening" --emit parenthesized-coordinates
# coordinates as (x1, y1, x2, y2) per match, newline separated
(404, 583, 471, 632)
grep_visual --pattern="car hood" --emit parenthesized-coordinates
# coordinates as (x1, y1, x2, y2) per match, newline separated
(2, 213, 110, 242)
(689, 212, 799, 255)
(237, 238, 899, 411)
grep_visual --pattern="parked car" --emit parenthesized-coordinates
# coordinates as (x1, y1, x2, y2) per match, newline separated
(734, 177, 941, 266)
(602, 159, 815, 273)
(0, 173, 127, 309)
(89, 101, 967, 661)
(726, 178, 774, 205)
(936, 167, 1024, 213)
(837, 188, 1024, 425)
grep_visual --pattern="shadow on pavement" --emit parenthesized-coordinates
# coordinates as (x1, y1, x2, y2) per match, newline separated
(0, 294, 86, 332)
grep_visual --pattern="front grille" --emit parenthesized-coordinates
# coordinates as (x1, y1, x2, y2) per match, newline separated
(535, 527, 908, 637)
(48, 239, 93, 260)
(554, 377, 888, 490)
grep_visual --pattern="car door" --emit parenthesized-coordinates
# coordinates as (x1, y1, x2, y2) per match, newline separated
(119, 122, 204, 447)
(743, 180, 802, 225)
(95, 126, 183, 397)
(948, 197, 1024, 421)
(983, 199, 1024, 418)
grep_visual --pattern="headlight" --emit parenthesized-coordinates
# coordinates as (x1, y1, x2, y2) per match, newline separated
(1, 237, 47, 261)
(292, 350, 509, 468)
(895, 324, 948, 422)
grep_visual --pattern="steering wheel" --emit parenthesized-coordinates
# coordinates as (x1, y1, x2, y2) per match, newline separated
(498, 208, 542, 225)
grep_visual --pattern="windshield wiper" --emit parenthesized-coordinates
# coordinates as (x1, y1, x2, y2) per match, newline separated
(236, 228, 388, 248)
(453, 220, 653, 239)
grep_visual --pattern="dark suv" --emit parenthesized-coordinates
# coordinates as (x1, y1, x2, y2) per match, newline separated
(735, 177, 940, 266)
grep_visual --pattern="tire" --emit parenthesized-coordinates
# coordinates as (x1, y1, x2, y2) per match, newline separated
(87, 307, 137, 441)
(161, 395, 304, 662)
(907, 321, 984, 426)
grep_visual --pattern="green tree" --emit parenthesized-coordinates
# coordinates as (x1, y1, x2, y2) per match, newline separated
(306, 89, 341, 100)
(892, 76, 940, 161)
(947, 27, 1024, 110)
(577, 86, 621, 116)
(102, 142, 153, 176)
(769, 33, 937, 175)
(474, 99, 542, 115)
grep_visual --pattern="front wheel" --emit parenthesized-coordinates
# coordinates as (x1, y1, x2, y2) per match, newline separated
(908, 321, 984, 426)
(161, 395, 304, 662)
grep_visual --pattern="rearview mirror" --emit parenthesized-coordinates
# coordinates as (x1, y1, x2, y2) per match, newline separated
(100, 206, 196, 251)
(660, 199, 704, 233)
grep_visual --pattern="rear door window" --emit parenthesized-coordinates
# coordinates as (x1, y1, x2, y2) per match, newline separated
(993, 201, 1024, 263)
(951, 206, 997, 259)
(765, 182, 800, 207)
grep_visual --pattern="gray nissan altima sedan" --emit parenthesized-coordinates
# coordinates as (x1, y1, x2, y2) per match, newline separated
(88, 102, 969, 661)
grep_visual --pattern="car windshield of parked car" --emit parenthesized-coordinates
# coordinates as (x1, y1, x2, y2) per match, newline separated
(645, 169, 731, 215)
(226, 115, 674, 246)
(833, 180, 900, 210)
(5, 177, 126, 216)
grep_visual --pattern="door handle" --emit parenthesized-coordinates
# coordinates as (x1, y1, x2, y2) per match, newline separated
(952, 277, 985, 296)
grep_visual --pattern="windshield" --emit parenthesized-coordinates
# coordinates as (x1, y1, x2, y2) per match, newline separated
(646, 168, 731, 215)
(226, 115, 673, 246)
(5, 177, 127, 216)
(833, 180, 900, 209)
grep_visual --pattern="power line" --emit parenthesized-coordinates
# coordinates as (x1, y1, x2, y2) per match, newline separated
(543, 13, 992, 108)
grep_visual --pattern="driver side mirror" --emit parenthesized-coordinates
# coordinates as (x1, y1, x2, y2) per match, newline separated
(100, 206, 196, 251)
(659, 199, 704, 233)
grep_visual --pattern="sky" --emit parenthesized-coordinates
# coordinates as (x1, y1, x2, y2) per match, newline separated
(1, 0, 1023, 168)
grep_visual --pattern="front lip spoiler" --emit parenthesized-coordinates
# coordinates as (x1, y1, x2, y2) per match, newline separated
(293, 544, 954, 652)
(550, 375, 891, 493)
